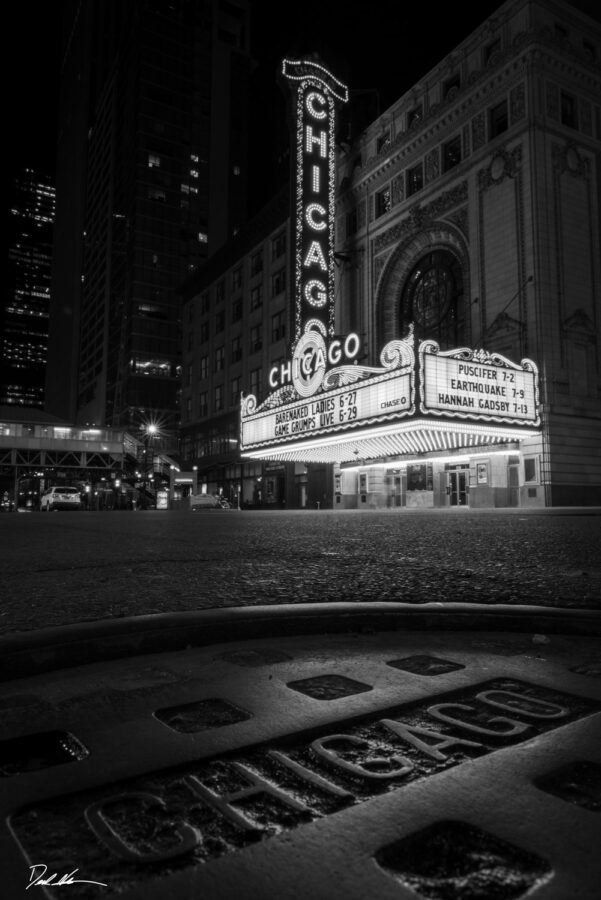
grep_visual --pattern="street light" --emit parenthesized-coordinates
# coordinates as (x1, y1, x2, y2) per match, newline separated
(142, 423, 158, 507)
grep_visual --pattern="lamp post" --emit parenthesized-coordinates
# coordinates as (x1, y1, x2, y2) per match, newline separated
(143, 423, 157, 507)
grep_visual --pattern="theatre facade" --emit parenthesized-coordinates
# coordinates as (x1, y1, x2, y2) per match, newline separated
(182, 0, 601, 509)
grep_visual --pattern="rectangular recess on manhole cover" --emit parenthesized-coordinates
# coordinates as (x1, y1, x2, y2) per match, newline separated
(0, 731, 89, 777)
(374, 819, 552, 899)
(286, 674, 372, 700)
(534, 760, 601, 812)
(387, 655, 464, 676)
(8, 678, 600, 890)
(154, 698, 253, 733)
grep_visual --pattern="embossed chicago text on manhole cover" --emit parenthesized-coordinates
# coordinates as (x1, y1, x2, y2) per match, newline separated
(286, 674, 372, 699)
(534, 760, 601, 812)
(154, 698, 253, 733)
(1, 730, 89, 777)
(374, 819, 552, 899)
(387, 655, 464, 676)
(9, 678, 599, 894)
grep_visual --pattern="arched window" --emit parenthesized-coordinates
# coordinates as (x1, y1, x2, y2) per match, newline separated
(400, 250, 464, 347)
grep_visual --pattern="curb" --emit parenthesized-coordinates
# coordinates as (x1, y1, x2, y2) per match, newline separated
(1, 602, 600, 682)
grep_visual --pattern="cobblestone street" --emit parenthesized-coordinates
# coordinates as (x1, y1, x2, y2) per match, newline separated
(1, 508, 599, 636)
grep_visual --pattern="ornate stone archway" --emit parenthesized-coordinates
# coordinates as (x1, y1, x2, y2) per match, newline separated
(375, 222, 470, 350)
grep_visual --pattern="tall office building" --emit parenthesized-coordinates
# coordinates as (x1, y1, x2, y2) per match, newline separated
(3, 168, 55, 409)
(46, 0, 251, 446)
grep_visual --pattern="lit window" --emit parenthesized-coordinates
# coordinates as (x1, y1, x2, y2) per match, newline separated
(233, 165, 241, 175)
(442, 136, 461, 172)
(375, 187, 391, 218)
(406, 163, 423, 197)
(198, 232, 208, 243)
(408, 104, 422, 128)
(148, 187, 166, 202)
(148, 153, 161, 168)
(190, 154, 199, 162)
(190, 169, 199, 178)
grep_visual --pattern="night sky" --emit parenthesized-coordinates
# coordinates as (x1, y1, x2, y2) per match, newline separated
(6, 1, 600, 188)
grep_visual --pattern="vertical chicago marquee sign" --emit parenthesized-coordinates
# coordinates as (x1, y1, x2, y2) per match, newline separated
(283, 57, 348, 349)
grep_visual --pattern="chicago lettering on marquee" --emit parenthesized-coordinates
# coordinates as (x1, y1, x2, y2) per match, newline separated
(281, 57, 348, 346)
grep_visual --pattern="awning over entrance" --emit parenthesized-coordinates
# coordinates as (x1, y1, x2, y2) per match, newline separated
(241, 419, 541, 465)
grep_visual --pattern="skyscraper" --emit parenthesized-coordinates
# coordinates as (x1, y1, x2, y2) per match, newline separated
(3, 168, 55, 409)
(46, 0, 252, 446)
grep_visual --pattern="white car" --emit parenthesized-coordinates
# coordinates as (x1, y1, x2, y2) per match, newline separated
(40, 486, 82, 511)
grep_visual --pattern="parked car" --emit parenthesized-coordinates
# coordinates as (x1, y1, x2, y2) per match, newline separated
(40, 486, 82, 511)
(190, 493, 229, 510)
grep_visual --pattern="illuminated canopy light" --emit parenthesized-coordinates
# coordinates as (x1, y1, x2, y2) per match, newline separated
(241, 419, 540, 465)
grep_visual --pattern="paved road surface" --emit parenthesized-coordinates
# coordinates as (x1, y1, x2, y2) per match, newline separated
(2, 508, 599, 635)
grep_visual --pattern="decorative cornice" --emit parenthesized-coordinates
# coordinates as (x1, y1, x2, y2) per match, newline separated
(374, 182, 468, 254)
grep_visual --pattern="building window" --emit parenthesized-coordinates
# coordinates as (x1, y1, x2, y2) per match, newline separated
(185, 364, 192, 387)
(583, 40, 597, 61)
(199, 391, 208, 417)
(232, 298, 242, 322)
(199, 355, 209, 379)
(250, 285, 263, 311)
(272, 231, 286, 260)
(148, 187, 166, 202)
(524, 457, 538, 483)
(560, 91, 578, 128)
(407, 104, 423, 128)
(200, 291, 210, 314)
(399, 249, 464, 348)
(406, 163, 423, 197)
(442, 135, 461, 172)
(484, 38, 501, 65)
(250, 368, 262, 397)
(346, 207, 358, 237)
(231, 335, 242, 363)
(214, 385, 224, 411)
(272, 268, 286, 297)
(489, 100, 509, 139)
(216, 280, 225, 304)
(377, 130, 391, 153)
(200, 322, 209, 343)
(250, 325, 262, 354)
(272, 310, 286, 342)
(231, 375, 241, 407)
(232, 266, 242, 290)
(215, 310, 225, 333)
(250, 250, 263, 276)
(214, 346, 225, 372)
(198, 231, 208, 243)
(443, 73, 461, 100)
(148, 153, 161, 168)
(555, 23, 569, 41)
(375, 187, 391, 218)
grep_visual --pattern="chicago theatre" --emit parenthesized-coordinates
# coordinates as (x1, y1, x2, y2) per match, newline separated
(180, 0, 601, 509)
